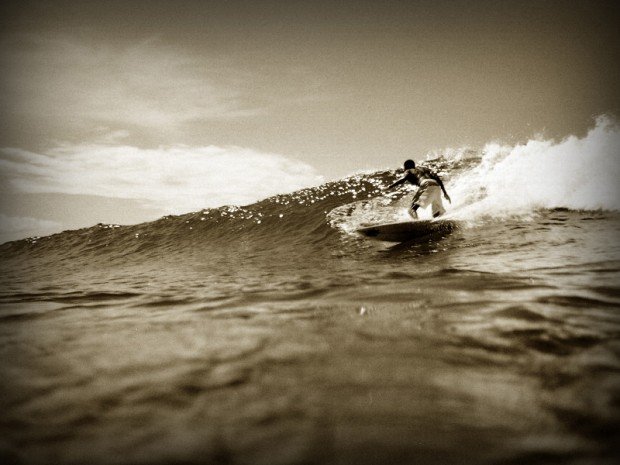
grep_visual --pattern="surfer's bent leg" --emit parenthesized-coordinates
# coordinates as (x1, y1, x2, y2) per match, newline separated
(409, 187, 425, 219)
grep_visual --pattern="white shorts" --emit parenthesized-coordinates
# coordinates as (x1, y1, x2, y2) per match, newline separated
(411, 181, 446, 217)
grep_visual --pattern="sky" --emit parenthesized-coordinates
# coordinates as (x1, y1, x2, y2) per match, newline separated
(0, 0, 619, 242)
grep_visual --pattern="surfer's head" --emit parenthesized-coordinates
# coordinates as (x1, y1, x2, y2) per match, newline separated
(403, 159, 415, 170)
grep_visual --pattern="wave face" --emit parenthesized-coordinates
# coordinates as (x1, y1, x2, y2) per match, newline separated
(2, 115, 619, 263)
(0, 169, 394, 265)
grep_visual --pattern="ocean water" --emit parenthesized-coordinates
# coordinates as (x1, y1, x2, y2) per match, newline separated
(1, 121, 620, 465)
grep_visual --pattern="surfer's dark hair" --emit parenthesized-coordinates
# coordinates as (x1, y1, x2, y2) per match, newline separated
(404, 159, 415, 169)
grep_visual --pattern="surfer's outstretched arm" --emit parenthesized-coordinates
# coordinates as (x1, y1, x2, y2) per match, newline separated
(431, 173, 451, 203)
(439, 182, 451, 203)
(386, 177, 406, 190)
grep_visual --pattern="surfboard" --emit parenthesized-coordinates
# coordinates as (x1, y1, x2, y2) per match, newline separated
(356, 219, 457, 243)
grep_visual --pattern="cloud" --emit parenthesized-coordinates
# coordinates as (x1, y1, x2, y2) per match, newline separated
(0, 34, 260, 130)
(0, 214, 62, 243)
(0, 144, 324, 214)
(94, 128, 132, 144)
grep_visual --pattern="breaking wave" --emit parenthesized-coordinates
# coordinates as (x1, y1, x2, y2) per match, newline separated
(1, 116, 618, 261)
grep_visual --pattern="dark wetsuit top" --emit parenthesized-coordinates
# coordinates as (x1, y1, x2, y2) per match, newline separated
(401, 167, 441, 187)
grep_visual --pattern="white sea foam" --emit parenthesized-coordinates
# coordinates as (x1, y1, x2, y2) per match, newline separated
(447, 116, 620, 220)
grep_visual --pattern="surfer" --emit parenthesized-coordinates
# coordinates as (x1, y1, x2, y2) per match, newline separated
(385, 159, 451, 219)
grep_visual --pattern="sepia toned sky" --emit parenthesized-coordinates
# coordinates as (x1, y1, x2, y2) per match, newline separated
(0, 0, 619, 242)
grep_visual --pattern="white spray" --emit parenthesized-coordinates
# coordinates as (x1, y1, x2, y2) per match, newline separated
(447, 116, 620, 220)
